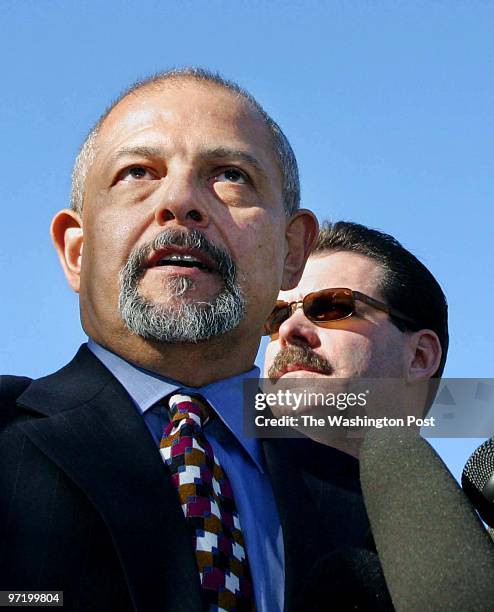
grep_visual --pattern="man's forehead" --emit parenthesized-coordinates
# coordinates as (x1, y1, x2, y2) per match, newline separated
(90, 80, 280, 184)
(278, 251, 385, 302)
(99, 79, 267, 137)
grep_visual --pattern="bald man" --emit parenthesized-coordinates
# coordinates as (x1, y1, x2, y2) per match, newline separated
(0, 71, 373, 612)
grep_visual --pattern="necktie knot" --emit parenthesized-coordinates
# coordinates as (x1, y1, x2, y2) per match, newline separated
(168, 393, 210, 428)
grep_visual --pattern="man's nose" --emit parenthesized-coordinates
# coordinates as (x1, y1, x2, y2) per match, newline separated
(278, 307, 321, 349)
(153, 171, 209, 228)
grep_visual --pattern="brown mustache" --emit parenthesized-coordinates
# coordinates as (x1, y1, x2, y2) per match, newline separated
(267, 345, 332, 381)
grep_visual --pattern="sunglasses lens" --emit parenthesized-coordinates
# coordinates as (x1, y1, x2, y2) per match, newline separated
(265, 290, 356, 335)
(264, 303, 291, 335)
(304, 289, 354, 322)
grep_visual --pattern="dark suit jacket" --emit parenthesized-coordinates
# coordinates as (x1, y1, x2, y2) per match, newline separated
(0, 346, 371, 611)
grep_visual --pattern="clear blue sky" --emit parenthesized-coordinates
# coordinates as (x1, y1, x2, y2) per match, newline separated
(1, 1, 492, 480)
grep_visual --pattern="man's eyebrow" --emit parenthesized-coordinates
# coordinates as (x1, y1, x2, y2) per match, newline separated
(108, 145, 270, 179)
(109, 145, 166, 162)
(199, 147, 269, 179)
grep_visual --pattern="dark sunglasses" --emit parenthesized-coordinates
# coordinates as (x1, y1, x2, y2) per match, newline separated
(264, 287, 418, 337)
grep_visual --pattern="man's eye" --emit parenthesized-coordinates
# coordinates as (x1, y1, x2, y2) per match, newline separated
(120, 166, 155, 181)
(213, 169, 248, 184)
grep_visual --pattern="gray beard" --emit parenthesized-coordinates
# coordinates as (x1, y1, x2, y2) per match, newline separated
(118, 229, 246, 344)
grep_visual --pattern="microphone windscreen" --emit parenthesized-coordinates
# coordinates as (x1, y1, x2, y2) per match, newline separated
(360, 427, 494, 611)
(462, 437, 494, 527)
(297, 548, 394, 611)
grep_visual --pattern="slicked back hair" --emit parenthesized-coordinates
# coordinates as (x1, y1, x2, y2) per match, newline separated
(313, 220, 449, 379)
(70, 68, 300, 217)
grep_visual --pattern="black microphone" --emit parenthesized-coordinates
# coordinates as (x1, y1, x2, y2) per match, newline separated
(360, 427, 494, 611)
(462, 437, 494, 527)
(296, 548, 394, 611)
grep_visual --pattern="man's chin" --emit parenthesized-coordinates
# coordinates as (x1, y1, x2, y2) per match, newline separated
(141, 269, 222, 299)
(138, 288, 220, 307)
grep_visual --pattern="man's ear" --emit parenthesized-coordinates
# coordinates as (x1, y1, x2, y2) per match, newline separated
(50, 208, 84, 293)
(405, 329, 442, 382)
(281, 209, 319, 290)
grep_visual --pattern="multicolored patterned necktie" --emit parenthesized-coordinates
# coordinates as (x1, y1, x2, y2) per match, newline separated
(159, 393, 255, 611)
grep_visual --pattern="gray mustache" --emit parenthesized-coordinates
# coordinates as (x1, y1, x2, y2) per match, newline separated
(124, 228, 237, 283)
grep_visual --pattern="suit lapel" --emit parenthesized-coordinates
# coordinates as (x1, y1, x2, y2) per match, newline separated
(262, 438, 320, 612)
(264, 437, 371, 612)
(17, 346, 202, 612)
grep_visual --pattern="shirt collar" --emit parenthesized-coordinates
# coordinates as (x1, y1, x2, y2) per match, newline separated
(87, 339, 264, 472)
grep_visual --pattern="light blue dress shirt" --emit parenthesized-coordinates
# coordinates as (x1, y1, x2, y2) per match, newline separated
(87, 339, 284, 612)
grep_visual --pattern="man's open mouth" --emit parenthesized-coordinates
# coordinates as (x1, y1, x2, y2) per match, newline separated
(147, 248, 215, 273)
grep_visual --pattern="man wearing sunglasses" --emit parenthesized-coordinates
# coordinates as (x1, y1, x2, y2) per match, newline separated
(259, 221, 446, 610)
(263, 220, 448, 458)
